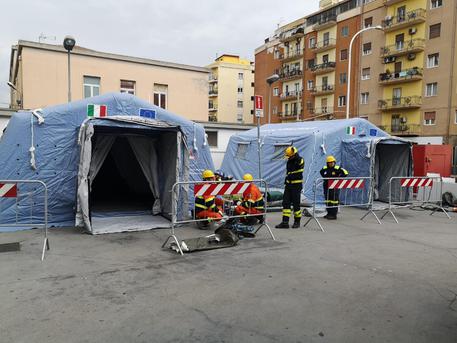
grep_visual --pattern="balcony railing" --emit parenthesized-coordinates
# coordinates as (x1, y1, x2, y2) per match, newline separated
(313, 15, 337, 30)
(382, 9, 426, 32)
(279, 109, 303, 119)
(209, 89, 218, 96)
(383, 0, 406, 5)
(279, 69, 303, 81)
(281, 49, 304, 61)
(209, 74, 218, 82)
(311, 38, 337, 52)
(379, 124, 421, 136)
(280, 90, 303, 100)
(310, 84, 335, 95)
(280, 28, 305, 42)
(379, 67, 423, 85)
(313, 106, 334, 116)
(380, 38, 425, 58)
(208, 115, 218, 122)
(378, 96, 422, 111)
(208, 107, 218, 112)
(310, 62, 336, 74)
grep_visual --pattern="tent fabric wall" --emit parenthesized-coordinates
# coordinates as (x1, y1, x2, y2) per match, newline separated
(0, 93, 211, 231)
(221, 119, 412, 202)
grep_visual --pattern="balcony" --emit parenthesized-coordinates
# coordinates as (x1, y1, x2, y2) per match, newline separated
(310, 62, 336, 75)
(279, 109, 303, 120)
(209, 74, 218, 83)
(313, 107, 334, 117)
(311, 38, 337, 53)
(280, 90, 303, 101)
(281, 49, 304, 62)
(278, 69, 303, 82)
(382, 9, 426, 33)
(208, 107, 218, 112)
(313, 15, 337, 31)
(383, 0, 406, 5)
(379, 67, 423, 85)
(379, 124, 421, 136)
(208, 115, 218, 122)
(280, 28, 305, 43)
(209, 89, 218, 97)
(380, 39, 425, 59)
(378, 96, 422, 111)
(310, 84, 335, 96)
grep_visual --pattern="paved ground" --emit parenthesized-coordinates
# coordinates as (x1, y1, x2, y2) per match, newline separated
(0, 208, 456, 343)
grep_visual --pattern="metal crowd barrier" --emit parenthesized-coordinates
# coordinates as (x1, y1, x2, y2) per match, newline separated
(162, 179, 275, 255)
(380, 176, 451, 223)
(0, 180, 49, 260)
(303, 177, 380, 232)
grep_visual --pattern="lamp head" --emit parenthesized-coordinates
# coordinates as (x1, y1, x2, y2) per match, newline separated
(63, 36, 76, 51)
(266, 74, 280, 85)
(7, 81, 18, 91)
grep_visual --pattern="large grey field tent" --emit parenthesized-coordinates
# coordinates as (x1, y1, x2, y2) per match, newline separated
(221, 119, 413, 202)
(0, 93, 214, 233)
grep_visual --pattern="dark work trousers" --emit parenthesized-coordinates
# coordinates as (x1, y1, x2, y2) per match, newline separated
(324, 187, 339, 217)
(282, 185, 302, 222)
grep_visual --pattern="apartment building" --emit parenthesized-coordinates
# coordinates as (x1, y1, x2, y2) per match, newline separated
(206, 54, 254, 123)
(255, 0, 457, 146)
(9, 40, 209, 121)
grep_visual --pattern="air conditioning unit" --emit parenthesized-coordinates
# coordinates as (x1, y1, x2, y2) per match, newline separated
(409, 27, 417, 35)
(400, 117, 407, 124)
(383, 56, 396, 64)
(407, 53, 416, 61)
(385, 15, 392, 21)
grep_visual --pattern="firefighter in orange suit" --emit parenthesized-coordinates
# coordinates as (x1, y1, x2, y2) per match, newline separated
(235, 174, 265, 222)
(195, 170, 223, 220)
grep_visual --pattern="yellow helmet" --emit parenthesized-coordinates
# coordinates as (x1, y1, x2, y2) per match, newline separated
(284, 146, 298, 158)
(326, 155, 336, 163)
(202, 169, 215, 179)
(243, 173, 254, 181)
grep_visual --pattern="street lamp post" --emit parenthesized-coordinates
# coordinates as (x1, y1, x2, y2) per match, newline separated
(63, 36, 76, 102)
(266, 74, 280, 124)
(346, 26, 383, 119)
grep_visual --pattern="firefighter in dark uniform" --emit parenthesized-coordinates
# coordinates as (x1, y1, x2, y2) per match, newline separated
(320, 155, 348, 220)
(276, 146, 304, 229)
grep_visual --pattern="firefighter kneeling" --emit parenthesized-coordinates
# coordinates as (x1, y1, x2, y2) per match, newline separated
(195, 170, 223, 222)
(320, 155, 348, 220)
(235, 173, 265, 224)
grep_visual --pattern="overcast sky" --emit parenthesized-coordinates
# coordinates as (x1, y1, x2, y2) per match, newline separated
(0, 0, 319, 107)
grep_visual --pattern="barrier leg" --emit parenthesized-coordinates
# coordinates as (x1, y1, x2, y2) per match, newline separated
(41, 237, 50, 261)
(255, 222, 276, 241)
(430, 206, 452, 219)
(360, 210, 382, 225)
(381, 210, 399, 224)
(162, 235, 184, 255)
(303, 216, 325, 232)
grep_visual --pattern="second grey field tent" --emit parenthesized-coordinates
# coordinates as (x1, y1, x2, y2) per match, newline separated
(221, 119, 413, 202)
(0, 93, 214, 233)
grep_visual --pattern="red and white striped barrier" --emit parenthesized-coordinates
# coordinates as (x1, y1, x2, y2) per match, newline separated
(0, 183, 17, 198)
(400, 178, 433, 188)
(194, 182, 250, 197)
(328, 179, 365, 190)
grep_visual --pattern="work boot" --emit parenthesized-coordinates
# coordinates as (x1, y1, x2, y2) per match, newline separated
(292, 219, 301, 229)
(275, 222, 290, 229)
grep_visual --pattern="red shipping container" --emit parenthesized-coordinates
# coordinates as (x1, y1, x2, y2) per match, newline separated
(413, 145, 453, 177)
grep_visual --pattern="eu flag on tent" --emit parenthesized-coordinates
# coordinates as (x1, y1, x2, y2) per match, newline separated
(87, 104, 107, 117)
(346, 126, 356, 135)
(370, 129, 378, 137)
(139, 108, 156, 119)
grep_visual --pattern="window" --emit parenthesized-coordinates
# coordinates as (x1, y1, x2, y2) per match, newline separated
(307, 80, 314, 90)
(338, 95, 346, 107)
(306, 101, 313, 110)
(361, 92, 369, 104)
(426, 82, 438, 96)
(323, 32, 330, 45)
(429, 23, 441, 39)
(339, 73, 347, 84)
(206, 131, 218, 147)
(340, 49, 348, 61)
(341, 26, 349, 37)
(209, 100, 214, 109)
(307, 59, 315, 69)
(395, 33, 404, 50)
(83, 76, 100, 98)
(322, 54, 329, 63)
(364, 17, 373, 28)
(238, 72, 244, 80)
(455, 110, 457, 124)
(362, 68, 371, 80)
(424, 111, 436, 125)
(120, 80, 135, 95)
(272, 144, 292, 160)
(362, 42, 372, 56)
(235, 143, 249, 160)
(153, 84, 168, 109)
(237, 100, 243, 108)
(427, 53, 439, 68)
(237, 87, 243, 93)
(273, 87, 279, 96)
(237, 113, 243, 123)
(309, 37, 316, 48)
(431, 0, 442, 9)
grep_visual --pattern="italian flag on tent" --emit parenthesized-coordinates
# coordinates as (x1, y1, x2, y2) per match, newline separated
(87, 104, 107, 117)
(346, 126, 356, 135)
